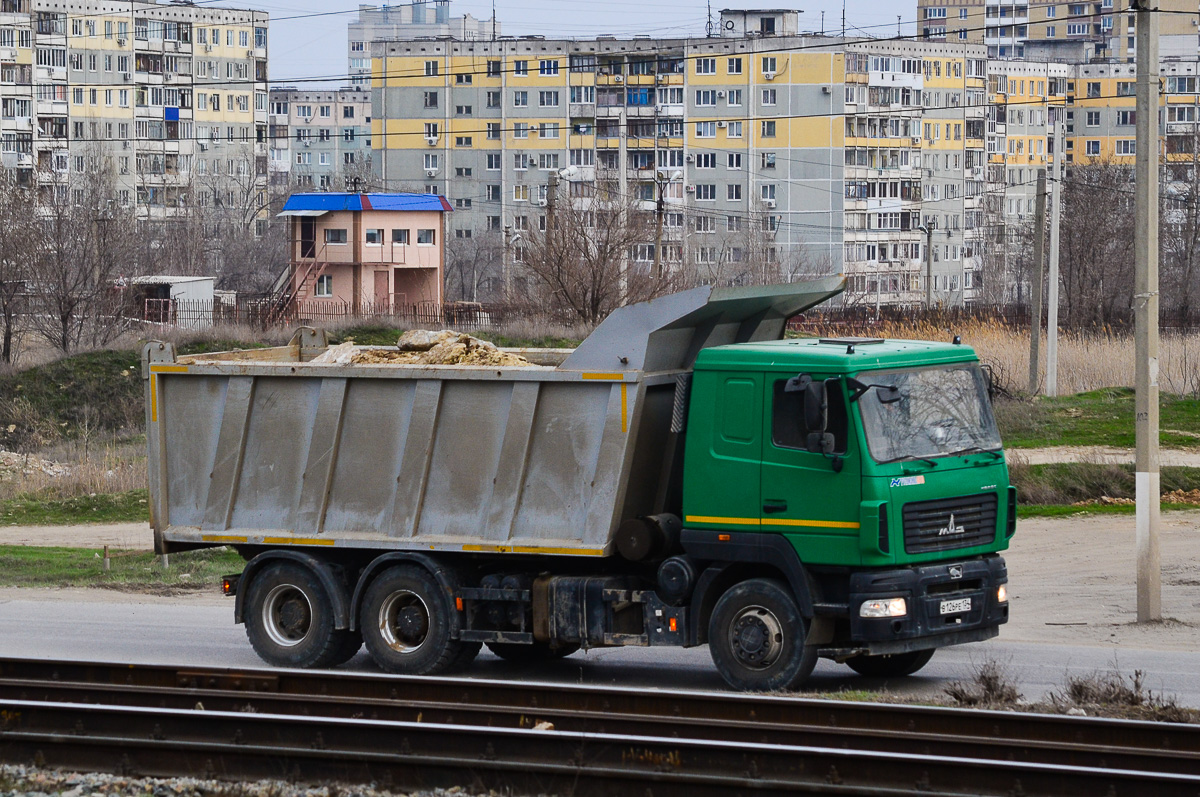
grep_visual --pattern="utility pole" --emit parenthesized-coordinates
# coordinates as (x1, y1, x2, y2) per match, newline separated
(546, 171, 558, 234)
(653, 179, 666, 281)
(502, 224, 513, 299)
(1134, 1, 1161, 622)
(922, 219, 936, 308)
(1046, 114, 1064, 396)
(1028, 168, 1047, 395)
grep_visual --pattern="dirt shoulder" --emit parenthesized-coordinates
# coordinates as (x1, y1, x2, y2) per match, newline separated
(1003, 509, 1200, 651)
(0, 522, 151, 549)
(1012, 447, 1200, 467)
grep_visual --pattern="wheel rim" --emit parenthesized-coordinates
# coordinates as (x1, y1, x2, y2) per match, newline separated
(378, 589, 431, 654)
(262, 583, 312, 648)
(728, 604, 784, 670)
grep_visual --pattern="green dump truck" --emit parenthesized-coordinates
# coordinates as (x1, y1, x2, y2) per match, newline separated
(144, 278, 1012, 691)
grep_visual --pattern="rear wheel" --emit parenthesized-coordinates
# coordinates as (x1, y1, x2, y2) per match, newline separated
(708, 578, 817, 692)
(244, 562, 349, 669)
(486, 641, 580, 662)
(846, 649, 935, 678)
(360, 565, 464, 675)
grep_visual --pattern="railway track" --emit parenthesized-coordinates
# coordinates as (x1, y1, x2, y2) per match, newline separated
(0, 657, 1197, 796)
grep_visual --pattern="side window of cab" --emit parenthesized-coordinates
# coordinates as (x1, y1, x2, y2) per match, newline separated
(771, 378, 848, 453)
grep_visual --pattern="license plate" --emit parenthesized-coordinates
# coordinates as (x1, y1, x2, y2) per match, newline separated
(939, 597, 971, 615)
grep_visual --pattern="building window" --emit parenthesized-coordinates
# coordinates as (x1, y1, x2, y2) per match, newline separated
(392, 229, 410, 244)
(695, 184, 716, 200)
(487, 60, 501, 76)
(455, 73, 472, 84)
(513, 90, 528, 107)
(1086, 111, 1100, 127)
(761, 120, 776, 137)
(538, 59, 559, 76)
(696, 121, 716, 137)
(365, 228, 383, 244)
(762, 89, 777, 105)
(324, 228, 347, 244)
(314, 274, 333, 297)
(728, 153, 742, 169)
(539, 90, 559, 107)
(455, 136, 472, 146)
(762, 56, 777, 74)
(727, 57, 742, 74)
(1085, 139, 1100, 156)
(696, 57, 716, 75)
(417, 229, 436, 244)
(424, 60, 438, 76)
(423, 91, 438, 108)
(726, 184, 741, 201)
(513, 60, 528, 76)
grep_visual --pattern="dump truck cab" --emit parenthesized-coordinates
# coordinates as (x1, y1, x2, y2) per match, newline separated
(679, 336, 1011, 688)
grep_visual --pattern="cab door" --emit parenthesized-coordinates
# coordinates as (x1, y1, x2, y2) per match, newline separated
(759, 374, 862, 565)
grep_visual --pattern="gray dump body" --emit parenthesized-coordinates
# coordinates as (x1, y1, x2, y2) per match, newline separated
(145, 279, 841, 558)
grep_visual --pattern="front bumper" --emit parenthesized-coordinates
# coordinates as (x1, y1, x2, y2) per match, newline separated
(841, 555, 1008, 656)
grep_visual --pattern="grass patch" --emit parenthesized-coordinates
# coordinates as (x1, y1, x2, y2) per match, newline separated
(0, 489, 148, 526)
(995, 388, 1200, 450)
(1017, 503, 1198, 518)
(1009, 462, 1200, 505)
(0, 544, 242, 592)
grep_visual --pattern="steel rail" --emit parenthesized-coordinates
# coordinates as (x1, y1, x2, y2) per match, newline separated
(3, 698, 1200, 797)
(1, 657, 1195, 768)
(0, 673, 1193, 777)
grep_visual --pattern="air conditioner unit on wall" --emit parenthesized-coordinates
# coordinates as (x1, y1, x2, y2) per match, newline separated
(685, 153, 694, 162)
(425, 136, 438, 146)
(425, 168, 437, 177)
(613, 75, 624, 83)
(763, 198, 776, 208)
(716, 90, 725, 97)
(763, 71, 776, 81)
(717, 120, 727, 128)
(685, 184, 695, 192)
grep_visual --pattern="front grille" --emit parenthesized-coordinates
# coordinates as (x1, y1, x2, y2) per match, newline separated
(903, 494, 998, 554)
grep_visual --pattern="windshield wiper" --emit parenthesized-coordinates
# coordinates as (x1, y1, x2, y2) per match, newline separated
(878, 454, 939, 466)
(947, 446, 1002, 459)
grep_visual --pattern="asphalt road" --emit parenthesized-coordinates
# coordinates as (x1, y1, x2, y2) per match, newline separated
(1, 593, 1197, 707)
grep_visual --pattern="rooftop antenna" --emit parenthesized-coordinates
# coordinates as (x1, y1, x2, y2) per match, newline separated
(491, 0, 496, 40)
(841, 0, 846, 37)
(705, 0, 714, 37)
(820, 10, 824, 34)
(897, 15, 901, 36)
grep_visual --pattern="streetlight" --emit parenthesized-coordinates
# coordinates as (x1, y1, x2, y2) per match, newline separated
(652, 168, 682, 280)
(917, 219, 936, 309)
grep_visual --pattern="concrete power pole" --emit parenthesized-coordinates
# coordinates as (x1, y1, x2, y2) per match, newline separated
(1134, 2, 1161, 622)
(1028, 169, 1047, 395)
(1046, 114, 1064, 396)
(922, 220, 936, 308)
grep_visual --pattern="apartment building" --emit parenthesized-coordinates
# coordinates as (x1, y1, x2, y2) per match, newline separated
(917, 0, 1198, 61)
(348, 1, 496, 87)
(0, 0, 268, 223)
(371, 11, 1006, 305)
(268, 87, 372, 192)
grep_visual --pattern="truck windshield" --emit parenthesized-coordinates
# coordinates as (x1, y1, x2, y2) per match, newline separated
(858, 364, 1001, 463)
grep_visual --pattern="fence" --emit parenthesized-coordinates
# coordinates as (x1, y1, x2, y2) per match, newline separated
(135, 297, 583, 336)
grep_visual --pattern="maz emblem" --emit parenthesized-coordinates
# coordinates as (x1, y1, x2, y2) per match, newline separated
(937, 513, 966, 537)
(948, 565, 964, 580)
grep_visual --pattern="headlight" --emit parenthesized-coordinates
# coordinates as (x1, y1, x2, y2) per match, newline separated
(997, 584, 1008, 603)
(859, 597, 907, 618)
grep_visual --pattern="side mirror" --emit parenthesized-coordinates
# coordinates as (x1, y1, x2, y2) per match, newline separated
(806, 431, 835, 454)
(803, 380, 827, 433)
(877, 385, 903, 404)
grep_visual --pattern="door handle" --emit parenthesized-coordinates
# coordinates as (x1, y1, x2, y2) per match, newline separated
(763, 500, 788, 514)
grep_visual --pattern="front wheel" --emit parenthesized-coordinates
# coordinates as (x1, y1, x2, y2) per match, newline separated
(244, 562, 350, 669)
(708, 578, 817, 692)
(360, 564, 465, 675)
(846, 649, 935, 678)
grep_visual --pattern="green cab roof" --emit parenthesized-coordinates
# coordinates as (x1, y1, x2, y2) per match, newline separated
(695, 337, 980, 374)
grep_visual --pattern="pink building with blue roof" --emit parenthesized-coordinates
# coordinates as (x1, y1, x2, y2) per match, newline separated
(276, 193, 450, 317)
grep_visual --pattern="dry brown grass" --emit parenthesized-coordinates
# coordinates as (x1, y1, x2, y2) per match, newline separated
(798, 318, 1200, 396)
(0, 439, 146, 501)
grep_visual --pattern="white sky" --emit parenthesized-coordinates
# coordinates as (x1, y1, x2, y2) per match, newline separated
(216, 0, 914, 85)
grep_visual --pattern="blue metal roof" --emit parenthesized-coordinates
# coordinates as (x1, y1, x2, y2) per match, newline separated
(281, 193, 452, 213)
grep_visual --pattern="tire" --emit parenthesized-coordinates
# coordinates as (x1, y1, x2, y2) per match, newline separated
(846, 649, 935, 678)
(244, 562, 348, 669)
(360, 564, 464, 675)
(485, 641, 580, 662)
(708, 578, 817, 692)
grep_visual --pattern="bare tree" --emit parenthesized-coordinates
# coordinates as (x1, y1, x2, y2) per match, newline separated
(1058, 161, 1135, 326)
(0, 172, 39, 363)
(28, 162, 139, 352)
(445, 230, 503, 302)
(519, 183, 675, 324)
